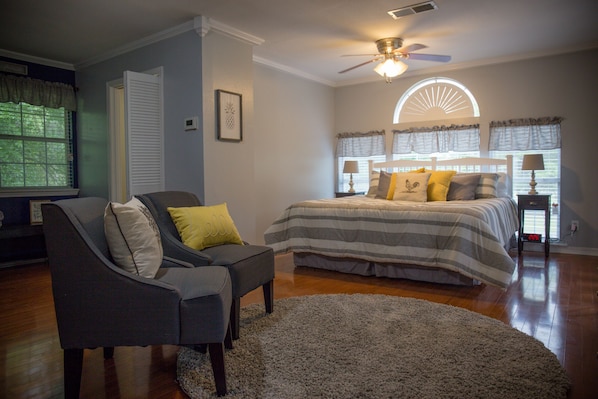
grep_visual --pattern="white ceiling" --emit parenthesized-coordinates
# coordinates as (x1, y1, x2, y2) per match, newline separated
(1, 0, 597, 86)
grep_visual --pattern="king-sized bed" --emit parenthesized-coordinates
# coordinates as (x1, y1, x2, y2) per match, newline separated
(264, 157, 519, 289)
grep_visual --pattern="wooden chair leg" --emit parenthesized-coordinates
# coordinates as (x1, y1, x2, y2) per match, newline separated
(103, 347, 114, 359)
(224, 324, 233, 350)
(208, 342, 227, 397)
(263, 279, 274, 314)
(230, 298, 241, 340)
(63, 348, 84, 399)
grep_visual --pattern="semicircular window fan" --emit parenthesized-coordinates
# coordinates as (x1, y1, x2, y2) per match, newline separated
(339, 37, 451, 82)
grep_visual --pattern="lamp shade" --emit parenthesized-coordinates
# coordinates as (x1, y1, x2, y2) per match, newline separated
(522, 154, 545, 171)
(343, 160, 359, 174)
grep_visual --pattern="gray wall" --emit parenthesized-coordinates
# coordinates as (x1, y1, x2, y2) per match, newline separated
(254, 64, 335, 243)
(76, 30, 204, 201)
(335, 48, 598, 253)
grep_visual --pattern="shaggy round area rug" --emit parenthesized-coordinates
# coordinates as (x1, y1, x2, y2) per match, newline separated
(177, 294, 570, 398)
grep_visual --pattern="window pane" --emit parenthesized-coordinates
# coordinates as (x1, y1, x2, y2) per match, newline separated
(0, 139, 23, 162)
(47, 142, 66, 163)
(0, 103, 22, 136)
(24, 141, 46, 163)
(0, 164, 24, 187)
(25, 164, 47, 186)
(48, 164, 68, 186)
(45, 108, 66, 138)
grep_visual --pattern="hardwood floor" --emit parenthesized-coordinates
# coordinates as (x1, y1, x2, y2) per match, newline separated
(1, 251, 596, 398)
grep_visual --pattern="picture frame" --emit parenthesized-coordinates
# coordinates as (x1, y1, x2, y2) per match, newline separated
(216, 89, 242, 142)
(30, 199, 51, 225)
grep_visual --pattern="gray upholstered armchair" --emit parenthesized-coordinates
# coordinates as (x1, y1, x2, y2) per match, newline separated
(136, 191, 275, 340)
(42, 197, 233, 398)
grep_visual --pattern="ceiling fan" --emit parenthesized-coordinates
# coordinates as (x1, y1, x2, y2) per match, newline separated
(339, 37, 451, 82)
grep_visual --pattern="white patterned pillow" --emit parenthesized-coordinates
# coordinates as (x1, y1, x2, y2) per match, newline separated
(475, 173, 499, 199)
(104, 197, 163, 278)
(366, 170, 380, 197)
(392, 172, 431, 202)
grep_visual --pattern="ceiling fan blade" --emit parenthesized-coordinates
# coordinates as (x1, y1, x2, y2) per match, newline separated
(396, 43, 427, 54)
(338, 58, 379, 74)
(407, 53, 451, 62)
(341, 54, 379, 57)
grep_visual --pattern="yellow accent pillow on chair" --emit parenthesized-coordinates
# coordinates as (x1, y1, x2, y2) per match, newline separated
(168, 203, 244, 251)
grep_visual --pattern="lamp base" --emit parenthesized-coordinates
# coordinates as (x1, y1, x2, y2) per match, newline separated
(528, 170, 538, 195)
(348, 174, 355, 193)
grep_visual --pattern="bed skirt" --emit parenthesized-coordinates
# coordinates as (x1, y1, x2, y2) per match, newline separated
(293, 252, 481, 286)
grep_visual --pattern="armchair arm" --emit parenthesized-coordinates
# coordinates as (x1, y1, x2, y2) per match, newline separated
(160, 237, 213, 266)
(162, 256, 194, 268)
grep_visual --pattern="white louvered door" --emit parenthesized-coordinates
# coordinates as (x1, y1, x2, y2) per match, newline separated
(124, 69, 164, 197)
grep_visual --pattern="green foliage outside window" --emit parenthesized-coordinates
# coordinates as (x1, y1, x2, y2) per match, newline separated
(0, 102, 73, 189)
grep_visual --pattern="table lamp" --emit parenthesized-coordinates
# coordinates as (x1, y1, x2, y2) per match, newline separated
(521, 154, 544, 195)
(343, 161, 359, 193)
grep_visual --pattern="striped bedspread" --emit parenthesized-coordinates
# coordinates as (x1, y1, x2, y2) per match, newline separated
(264, 196, 519, 289)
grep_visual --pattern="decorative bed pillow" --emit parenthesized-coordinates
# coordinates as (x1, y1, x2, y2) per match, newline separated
(392, 172, 431, 202)
(426, 170, 457, 201)
(476, 173, 499, 199)
(376, 171, 392, 199)
(366, 170, 380, 197)
(447, 174, 481, 201)
(104, 197, 163, 278)
(168, 203, 244, 251)
(386, 168, 425, 200)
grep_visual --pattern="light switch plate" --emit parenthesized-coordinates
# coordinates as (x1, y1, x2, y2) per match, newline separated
(184, 116, 198, 131)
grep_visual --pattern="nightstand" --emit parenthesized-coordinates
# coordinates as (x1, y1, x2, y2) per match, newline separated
(335, 191, 365, 198)
(517, 194, 551, 257)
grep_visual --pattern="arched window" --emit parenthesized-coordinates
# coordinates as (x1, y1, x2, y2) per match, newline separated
(393, 77, 479, 124)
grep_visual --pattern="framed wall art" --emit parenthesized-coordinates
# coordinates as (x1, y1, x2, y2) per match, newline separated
(30, 199, 51, 225)
(216, 89, 242, 142)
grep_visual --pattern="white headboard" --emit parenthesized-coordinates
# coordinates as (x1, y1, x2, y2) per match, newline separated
(369, 156, 514, 197)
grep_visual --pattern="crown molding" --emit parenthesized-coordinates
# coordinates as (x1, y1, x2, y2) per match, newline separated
(0, 49, 75, 71)
(253, 56, 335, 87)
(75, 20, 195, 69)
(194, 16, 264, 46)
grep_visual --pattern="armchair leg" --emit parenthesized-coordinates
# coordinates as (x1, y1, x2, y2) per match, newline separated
(263, 280, 274, 314)
(230, 298, 241, 340)
(224, 324, 233, 350)
(64, 348, 84, 399)
(208, 342, 227, 397)
(103, 347, 114, 359)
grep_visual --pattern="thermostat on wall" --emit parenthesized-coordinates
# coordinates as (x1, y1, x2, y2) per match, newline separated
(184, 116, 198, 131)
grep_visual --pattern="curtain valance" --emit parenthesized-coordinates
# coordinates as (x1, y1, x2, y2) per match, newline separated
(0, 73, 77, 111)
(336, 130, 385, 157)
(392, 124, 479, 154)
(489, 117, 562, 150)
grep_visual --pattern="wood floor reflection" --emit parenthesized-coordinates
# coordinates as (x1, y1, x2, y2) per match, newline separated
(1, 251, 596, 398)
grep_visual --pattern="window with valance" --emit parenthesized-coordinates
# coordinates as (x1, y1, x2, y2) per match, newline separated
(0, 73, 77, 194)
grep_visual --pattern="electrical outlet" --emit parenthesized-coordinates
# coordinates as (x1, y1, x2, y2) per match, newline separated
(571, 220, 579, 233)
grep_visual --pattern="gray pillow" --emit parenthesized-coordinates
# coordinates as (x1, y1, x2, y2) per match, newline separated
(447, 174, 481, 201)
(375, 171, 392, 199)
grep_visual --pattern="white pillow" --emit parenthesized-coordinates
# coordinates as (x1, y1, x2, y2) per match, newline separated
(392, 172, 432, 202)
(104, 197, 163, 278)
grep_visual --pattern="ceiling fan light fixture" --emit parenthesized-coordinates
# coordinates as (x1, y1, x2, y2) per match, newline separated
(374, 59, 408, 80)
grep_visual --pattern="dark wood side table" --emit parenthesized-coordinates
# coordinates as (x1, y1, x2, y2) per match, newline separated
(517, 194, 551, 257)
(335, 191, 365, 198)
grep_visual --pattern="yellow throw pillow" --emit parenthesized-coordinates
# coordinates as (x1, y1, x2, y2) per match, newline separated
(427, 170, 457, 201)
(168, 203, 244, 251)
(386, 167, 426, 200)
